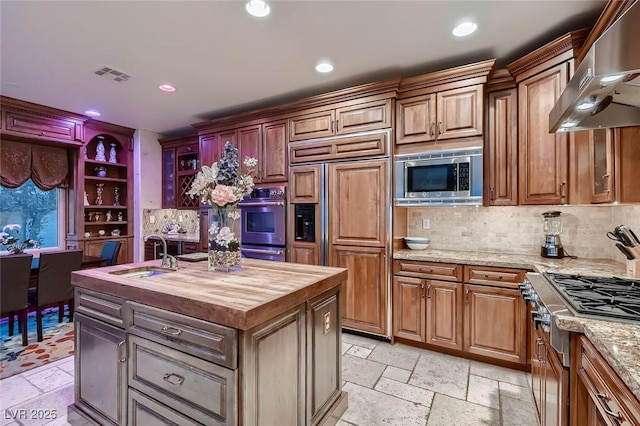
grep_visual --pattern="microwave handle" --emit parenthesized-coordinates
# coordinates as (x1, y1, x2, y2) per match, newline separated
(239, 201, 285, 207)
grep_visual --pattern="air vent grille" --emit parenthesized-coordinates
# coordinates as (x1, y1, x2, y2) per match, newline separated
(93, 66, 133, 82)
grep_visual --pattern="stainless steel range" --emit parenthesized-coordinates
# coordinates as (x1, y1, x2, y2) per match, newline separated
(520, 272, 640, 367)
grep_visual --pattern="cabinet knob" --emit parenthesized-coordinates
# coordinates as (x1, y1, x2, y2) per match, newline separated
(161, 325, 182, 336)
(163, 373, 185, 386)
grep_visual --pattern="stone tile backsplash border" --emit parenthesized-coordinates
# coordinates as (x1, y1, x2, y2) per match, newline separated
(405, 204, 640, 262)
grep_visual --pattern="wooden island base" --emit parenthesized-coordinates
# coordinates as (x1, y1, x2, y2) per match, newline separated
(67, 259, 348, 426)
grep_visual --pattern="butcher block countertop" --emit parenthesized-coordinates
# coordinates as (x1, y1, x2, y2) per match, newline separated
(71, 258, 347, 330)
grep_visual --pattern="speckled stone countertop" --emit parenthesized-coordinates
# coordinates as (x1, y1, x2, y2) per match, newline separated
(146, 233, 200, 243)
(393, 248, 639, 400)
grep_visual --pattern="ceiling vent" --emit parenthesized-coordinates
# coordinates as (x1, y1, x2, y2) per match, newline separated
(93, 66, 133, 82)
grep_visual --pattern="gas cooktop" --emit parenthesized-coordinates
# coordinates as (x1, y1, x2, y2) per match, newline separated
(545, 272, 640, 322)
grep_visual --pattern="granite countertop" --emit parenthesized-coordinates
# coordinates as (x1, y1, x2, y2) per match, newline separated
(71, 258, 347, 330)
(393, 248, 639, 401)
(146, 233, 200, 243)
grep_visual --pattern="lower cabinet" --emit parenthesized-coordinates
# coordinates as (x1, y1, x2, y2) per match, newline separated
(392, 260, 527, 365)
(71, 286, 342, 426)
(82, 237, 131, 265)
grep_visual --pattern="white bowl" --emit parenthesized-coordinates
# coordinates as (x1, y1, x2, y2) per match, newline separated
(404, 237, 430, 250)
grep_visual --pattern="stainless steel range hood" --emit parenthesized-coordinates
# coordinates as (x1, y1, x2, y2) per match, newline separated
(549, 0, 640, 132)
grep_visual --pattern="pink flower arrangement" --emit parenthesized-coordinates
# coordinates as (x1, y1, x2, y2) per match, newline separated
(210, 185, 238, 206)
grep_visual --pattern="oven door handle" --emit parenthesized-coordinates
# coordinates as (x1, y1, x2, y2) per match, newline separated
(242, 247, 285, 255)
(239, 201, 285, 207)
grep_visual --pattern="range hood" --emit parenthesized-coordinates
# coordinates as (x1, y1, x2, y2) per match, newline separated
(549, 0, 640, 132)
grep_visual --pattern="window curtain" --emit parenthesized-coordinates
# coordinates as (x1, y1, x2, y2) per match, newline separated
(0, 140, 69, 190)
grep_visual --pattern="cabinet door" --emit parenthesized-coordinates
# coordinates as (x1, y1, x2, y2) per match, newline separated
(518, 62, 570, 204)
(331, 245, 387, 336)
(590, 129, 615, 203)
(615, 126, 640, 203)
(289, 110, 335, 141)
(543, 341, 569, 426)
(75, 313, 127, 426)
(262, 119, 288, 182)
(84, 238, 129, 265)
(199, 134, 215, 167)
(238, 124, 262, 179)
(290, 165, 321, 203)
(289, 241, 321, 265)
(426, 280, 463, 350)
(487, 89, 518, 205)
(436, 85, 483, 140)
(463, 284, 527, 364)
(335, 99, 392, 135)
(396, 94, 437, 144)
(392, 276, 425, 342)
(328, 159, 387, 247)
(199, 209, 209, 252)
(162, 148, 176, 208)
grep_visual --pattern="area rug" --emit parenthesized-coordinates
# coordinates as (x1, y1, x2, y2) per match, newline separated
(0, 308, 75, 379)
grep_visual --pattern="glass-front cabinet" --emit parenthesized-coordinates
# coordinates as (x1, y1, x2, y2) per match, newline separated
(589, 128, 614, 204)
(159, 135, 199, 209)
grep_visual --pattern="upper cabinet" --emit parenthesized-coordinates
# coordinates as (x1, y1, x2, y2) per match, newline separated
(395, 60, 494, 148)
(507, 29, 588, 205)
(159, 135, 199, 209)
(396, 85, 483, 145)
(238, 119, 288, 183)
(289, 99, 392, 142)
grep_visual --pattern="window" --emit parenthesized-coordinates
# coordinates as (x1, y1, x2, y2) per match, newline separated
(0, 179, 62, 252)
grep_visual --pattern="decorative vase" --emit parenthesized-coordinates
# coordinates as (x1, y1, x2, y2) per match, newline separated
(95, 136, 107, 162)
(208, 205, 242, 272)
(109, 143, 118, 163)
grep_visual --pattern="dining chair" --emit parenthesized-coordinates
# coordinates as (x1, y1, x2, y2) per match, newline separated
(1, 254, 34, 346)
(29, 250, 82, 342)
(100, 240, 122, 266)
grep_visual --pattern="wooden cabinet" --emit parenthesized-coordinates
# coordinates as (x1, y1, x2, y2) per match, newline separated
(571, 335, 640, 426)
(289, 99, 391, 142)
(589, 129, 615, 203)
(517, 61, 570, 205)
(396, 85, 483, 145)
(159, 136, 200, 209)
(486, 88, 518, 205)
(199, 128, 238, 167)
(238, 119, 288, 183)
(531, 325, 569, 426)
(331, 245, 387, 335)
(1, 103, 85, 144)
(392, 276, 425, 342)
(289, 165, 320, 203)
(73, 121, 134, 264)
(426, 280, 463, 350)
(288, 165, 322, 265)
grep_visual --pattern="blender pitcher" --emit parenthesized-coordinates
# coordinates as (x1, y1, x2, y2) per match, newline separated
(541, 211, 564, 258)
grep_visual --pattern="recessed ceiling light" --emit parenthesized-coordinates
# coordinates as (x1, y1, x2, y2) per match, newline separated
(84, 109, 101, 117)
(315, 62, 334, 73)
(159, 84, 176, 92)
(452, 22, 478, 37)
(600, 74, 624, 83)
(245, 0, 270, 17)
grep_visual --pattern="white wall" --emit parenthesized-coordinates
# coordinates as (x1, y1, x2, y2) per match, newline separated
(133, 129, 162, 261)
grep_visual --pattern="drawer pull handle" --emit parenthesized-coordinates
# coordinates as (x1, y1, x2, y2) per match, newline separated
(419, 268, 434, 273)
(597, 393, 624, 421)
(483, 274, 504, 280)
(163, 373, 185, 386)
(117, 341, 126, 363)
(161, 326, 182, 336)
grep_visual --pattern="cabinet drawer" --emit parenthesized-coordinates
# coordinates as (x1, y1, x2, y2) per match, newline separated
(75, 288, 126, 327)
(127, 301, 237, 369)
(4, 110, 82, 142)
(129, 388, 204, 426)
(464, 266, 526, 289)
(129, 336, 236, 425)
(182, 241, 200, 254)
(393, 260, 462, 282)
(578, 336, 640, 426)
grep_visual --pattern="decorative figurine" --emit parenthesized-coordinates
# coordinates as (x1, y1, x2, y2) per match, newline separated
(95, 183, 104, 205)
(95, 166, 107, 177)
(113, 187, 120, 206)
(117, 211, 123, 222)
(83, 191, 90, 206)
(106, 210, 112, 222)
(109, 143, 118, 163)
(95, 136, 107, 162)
(84, 147, 88, 160)
(94, 211, 101, 222)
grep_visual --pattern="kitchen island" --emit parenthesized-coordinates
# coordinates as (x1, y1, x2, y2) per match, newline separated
(67, 258, 348, 426)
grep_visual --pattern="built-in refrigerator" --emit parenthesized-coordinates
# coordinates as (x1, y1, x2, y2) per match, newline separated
(288, 130, 392, 337)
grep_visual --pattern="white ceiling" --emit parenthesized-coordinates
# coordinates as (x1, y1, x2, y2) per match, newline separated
(0, 0, 606, 136)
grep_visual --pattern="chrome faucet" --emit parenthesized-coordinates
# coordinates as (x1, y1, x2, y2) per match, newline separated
(143, 234, 178, 270)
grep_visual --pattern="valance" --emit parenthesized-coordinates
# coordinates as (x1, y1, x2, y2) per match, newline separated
(0, 140, 69, 190)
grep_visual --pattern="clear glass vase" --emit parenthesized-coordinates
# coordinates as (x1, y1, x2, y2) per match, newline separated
(208, 205, 242, 272)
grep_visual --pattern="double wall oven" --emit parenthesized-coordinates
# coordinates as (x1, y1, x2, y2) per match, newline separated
(239, 186, 286, 261)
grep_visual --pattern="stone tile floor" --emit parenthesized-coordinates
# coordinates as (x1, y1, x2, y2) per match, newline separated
(0, 332, 537, 426)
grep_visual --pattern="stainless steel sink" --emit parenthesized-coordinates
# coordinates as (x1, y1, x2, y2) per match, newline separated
(109, 267, 175, 279)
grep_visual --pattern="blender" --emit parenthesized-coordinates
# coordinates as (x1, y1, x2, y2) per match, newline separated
(541, 211, 564, 258)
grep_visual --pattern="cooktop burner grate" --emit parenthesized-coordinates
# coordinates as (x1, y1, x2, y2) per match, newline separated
(545, 272, 640, 322)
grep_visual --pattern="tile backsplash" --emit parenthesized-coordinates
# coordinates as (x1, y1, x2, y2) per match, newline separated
(405, 204, 640, 262)
(142, 209, 200, 235)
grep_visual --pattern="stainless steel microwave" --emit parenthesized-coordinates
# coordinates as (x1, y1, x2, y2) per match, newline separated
(394, 147, 483, 205)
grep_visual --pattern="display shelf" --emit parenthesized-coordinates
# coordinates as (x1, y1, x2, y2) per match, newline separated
(84, 205, 127, 209)
(84, 221, 127, 226)
(84, 159, 127, 168)
(84, 176, 128, 183)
